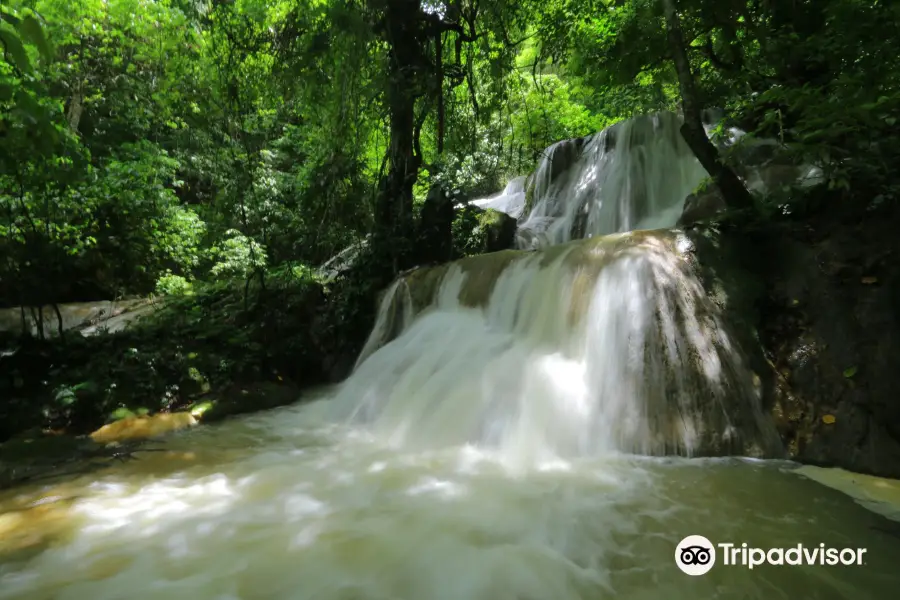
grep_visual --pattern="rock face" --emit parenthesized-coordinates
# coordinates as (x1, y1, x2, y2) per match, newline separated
(678, 184, 727, 226)
(758, 208, 900, 478)
(688, 204, 900, 478)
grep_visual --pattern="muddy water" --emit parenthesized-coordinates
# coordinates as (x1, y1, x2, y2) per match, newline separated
(1, 401, 899, 600)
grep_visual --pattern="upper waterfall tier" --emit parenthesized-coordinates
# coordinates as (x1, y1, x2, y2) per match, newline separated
(516, 112, 709, 248)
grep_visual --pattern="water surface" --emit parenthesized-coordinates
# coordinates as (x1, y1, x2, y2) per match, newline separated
(1, 400, 898, 600)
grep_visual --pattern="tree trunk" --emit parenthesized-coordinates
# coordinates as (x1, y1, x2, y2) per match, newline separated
(661, 0, 754, 210)
(371, 0, 424, 281)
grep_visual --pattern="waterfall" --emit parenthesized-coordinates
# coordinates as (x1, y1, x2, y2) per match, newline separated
(334, 231, 782, 464)
(336, 110, 784, 463)
(517, 112, 709, 248)
(467, 176, 528, 220)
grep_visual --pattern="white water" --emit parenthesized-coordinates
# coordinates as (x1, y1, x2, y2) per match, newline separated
(336, 232, 781, 461)
(2, 413, 899, 599)
(468, 176, 528, 220)
(517, 112, 709, 248)
(2, 114, 898, 598)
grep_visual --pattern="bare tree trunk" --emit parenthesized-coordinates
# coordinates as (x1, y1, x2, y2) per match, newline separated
(52, 302, 66, 342)
(661, 0, 753, 210)
(36, 305, 45, 340)
(18, 305, 27, 337)
(67, 91, 84, 132)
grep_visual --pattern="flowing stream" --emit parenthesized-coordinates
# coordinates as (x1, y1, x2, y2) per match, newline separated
(2, 113, 900, 598)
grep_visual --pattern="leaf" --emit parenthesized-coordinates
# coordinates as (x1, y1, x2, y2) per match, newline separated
(821, 414, 836, 425)
(13, 89, 41, 122)
(0, 27, 32, 73)
(18, 15, 53, 62)
(0, 9, 20, 27)
(109, 407, 136, 421)
(861, 276, 878, 284)
(843, 366, 858, 379)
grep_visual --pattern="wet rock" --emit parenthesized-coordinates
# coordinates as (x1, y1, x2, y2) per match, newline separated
(678, 184, 727, 226)
(0, 498, 76, 560)
(89, 412, 198, 444)
(478, 209, 518, 253)
(690, 203, 900, 478)
(0, 430, 134, 490)
(794, 465, 900, 522)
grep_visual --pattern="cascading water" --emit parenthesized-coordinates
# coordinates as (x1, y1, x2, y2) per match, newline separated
(333, 231, 782, 463)
(2, 113, 899, 599)
(516, 112, 709, 249)
(466, 176, 528, 220)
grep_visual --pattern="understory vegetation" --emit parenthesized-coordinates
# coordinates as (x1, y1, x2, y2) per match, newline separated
(1, 0, 898, 443)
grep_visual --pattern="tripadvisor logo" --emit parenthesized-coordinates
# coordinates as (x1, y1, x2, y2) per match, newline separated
(674, 535, 868, 576)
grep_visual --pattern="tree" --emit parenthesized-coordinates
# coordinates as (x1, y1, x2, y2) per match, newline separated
(660, 0, 753, 210)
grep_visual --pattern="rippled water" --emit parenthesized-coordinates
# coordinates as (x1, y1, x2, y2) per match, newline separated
(2, 399, 899, 600)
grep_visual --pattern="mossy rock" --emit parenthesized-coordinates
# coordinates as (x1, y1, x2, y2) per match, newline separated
(452, 205, 517, 257)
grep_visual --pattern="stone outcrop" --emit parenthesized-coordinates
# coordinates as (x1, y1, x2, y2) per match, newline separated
(687, 202, 900, 478)
(452, 205, 517, 257)
(678, 184, 727, 226)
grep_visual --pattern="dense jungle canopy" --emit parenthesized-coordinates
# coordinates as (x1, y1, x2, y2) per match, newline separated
(1, 0, 899, 444)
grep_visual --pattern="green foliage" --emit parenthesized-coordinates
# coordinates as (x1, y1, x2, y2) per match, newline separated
(155, 273, 193, 297)
(452, 206, 516, 257)
(2, 0, 899, 441)
(209, 230, 268, 279)
(0, 268, 330, 439)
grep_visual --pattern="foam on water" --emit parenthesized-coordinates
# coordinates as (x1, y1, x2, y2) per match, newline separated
(2, 411, 899, 599)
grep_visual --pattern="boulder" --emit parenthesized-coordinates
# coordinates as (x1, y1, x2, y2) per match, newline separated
(678, 184, 727, 226)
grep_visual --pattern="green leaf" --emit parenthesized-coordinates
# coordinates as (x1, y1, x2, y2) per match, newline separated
(110, 407, 136, 421)
(18, 15, 53, 62)
(13, 89, 42, 123)
(0, 9, 21, 27)
(843, 366, 858, 379)
(0, 27, 32, 73)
